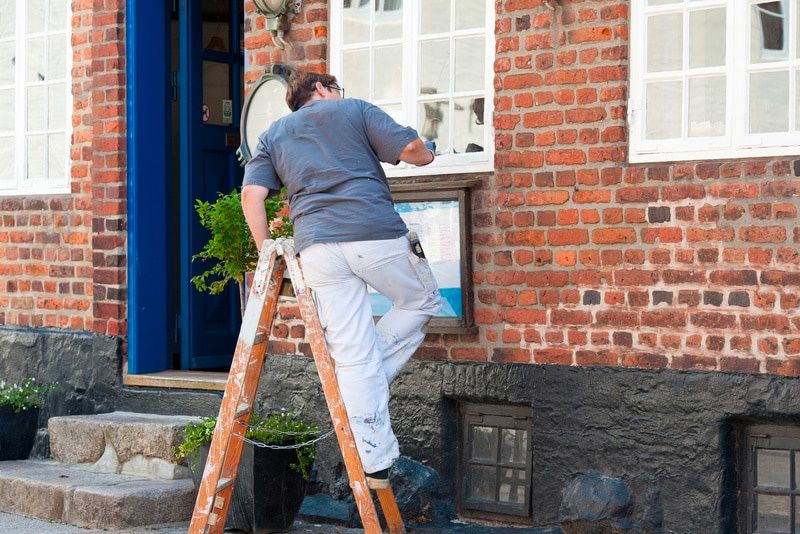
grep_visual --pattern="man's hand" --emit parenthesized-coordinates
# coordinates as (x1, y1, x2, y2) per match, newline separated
(398, 138, 435, 166)
(241, 184, 271, 252)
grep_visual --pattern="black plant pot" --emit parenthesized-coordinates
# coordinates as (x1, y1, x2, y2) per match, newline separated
(192, 442, 309, 533)
(0, 406, 39, 461)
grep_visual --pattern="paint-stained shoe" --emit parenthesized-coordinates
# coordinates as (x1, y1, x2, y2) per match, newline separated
(365, 467, 390, 490)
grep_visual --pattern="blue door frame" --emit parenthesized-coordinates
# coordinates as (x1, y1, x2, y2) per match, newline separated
(126, 1, 171, 374)
(127, 1, 242, 374)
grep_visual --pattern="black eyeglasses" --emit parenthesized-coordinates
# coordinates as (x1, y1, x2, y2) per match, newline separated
(325, 84, 345, 98)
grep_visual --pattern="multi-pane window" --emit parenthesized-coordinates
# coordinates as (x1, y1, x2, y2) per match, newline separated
(629, 1, 800, 162)
(459, 403, 532, 522)
(330, 0, 494, 176)
(741, 425, 800, 533)
(0, 0, 71, 195)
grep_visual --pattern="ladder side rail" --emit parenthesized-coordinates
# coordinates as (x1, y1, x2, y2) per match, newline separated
(189, 244, 286, 534)
(284, 252, 392, 534)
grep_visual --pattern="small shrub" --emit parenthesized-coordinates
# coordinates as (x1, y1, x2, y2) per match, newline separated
(0, 378, 57, 413)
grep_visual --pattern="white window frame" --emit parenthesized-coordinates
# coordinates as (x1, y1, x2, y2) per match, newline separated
(629, 0, 800, 163)
(0, 0, 72, 196)
(330, 0, 495, 177)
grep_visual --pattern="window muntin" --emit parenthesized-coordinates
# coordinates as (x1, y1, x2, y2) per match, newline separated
(330, 0, 494, 176)
(0, 0, 71, 195)
(459, 403, 532, 522)
(630, 1, 800, 162)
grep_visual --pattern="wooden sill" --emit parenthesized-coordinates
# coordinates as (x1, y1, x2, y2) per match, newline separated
(123, 363, 228, 392)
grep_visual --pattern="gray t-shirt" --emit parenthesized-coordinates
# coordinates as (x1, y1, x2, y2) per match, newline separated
(243, 98, 419, 252)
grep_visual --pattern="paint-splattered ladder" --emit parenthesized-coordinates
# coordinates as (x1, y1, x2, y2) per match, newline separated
(188, 238, 406, 534)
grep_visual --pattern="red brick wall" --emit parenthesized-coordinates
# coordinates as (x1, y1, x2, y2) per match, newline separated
(247, 0, 800, 376)
(0, 0, 127, 337)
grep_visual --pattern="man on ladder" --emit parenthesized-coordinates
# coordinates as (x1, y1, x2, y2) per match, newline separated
(241, 71, 441, 489)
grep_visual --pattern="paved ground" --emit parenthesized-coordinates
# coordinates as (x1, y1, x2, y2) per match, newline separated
(0, 513, 364, 533)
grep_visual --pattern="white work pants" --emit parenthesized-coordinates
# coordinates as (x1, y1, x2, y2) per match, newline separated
(299, 235, 442, 473)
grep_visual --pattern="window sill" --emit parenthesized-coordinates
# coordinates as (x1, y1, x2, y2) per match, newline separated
(630, 143, 800, 164)
(123, 364, 227, 392)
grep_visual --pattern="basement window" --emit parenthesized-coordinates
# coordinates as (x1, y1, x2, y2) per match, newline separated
(458, 402, 532, 522)
(740, 424, 800, 533)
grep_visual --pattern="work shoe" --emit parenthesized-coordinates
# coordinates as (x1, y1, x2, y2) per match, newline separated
(365, 467, 390, 490)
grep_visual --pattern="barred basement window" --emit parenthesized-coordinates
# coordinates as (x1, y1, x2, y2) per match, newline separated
(740, 424, 800, 533)
(458, 403, 532, 522)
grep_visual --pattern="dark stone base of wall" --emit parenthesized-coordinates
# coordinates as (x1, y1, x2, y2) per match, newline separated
(4, 328, 800, 533)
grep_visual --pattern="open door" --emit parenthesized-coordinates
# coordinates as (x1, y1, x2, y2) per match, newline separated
(179, 0, 244, 369)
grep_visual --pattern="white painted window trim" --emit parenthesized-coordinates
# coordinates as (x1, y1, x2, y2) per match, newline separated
(629, 0, 800, 163)
(0, 0, 72, 197)
(330, 0, 495, 177)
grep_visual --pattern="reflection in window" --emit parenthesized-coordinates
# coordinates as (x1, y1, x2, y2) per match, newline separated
(756, 1, 785, 53)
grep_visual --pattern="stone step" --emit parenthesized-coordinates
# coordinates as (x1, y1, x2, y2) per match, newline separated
(48, 411, 201, 479)
(0, 460, 196, 530)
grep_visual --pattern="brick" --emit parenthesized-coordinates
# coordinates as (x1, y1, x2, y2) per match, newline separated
(547, 228, 589, 246)
(703, 291, 723, 306)
(642, 310, 687, 328)
(672, 354, 717, 371)
(616, 187, 658, 203)
(623, 352, 668, 369)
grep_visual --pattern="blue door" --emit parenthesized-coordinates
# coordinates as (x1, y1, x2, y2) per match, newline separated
(179, 0, 244, 369)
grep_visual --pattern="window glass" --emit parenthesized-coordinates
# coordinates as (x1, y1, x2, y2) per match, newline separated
(49, 0, 67, 31)
(419, 100, 449, 151)
(26, 37, 46, 82)
(26, 0, 46, 33)
(0, 88, 13, 131)
(689, 8, 726, 68)
(343, 49, 369, 100)
(27, 85, 46, 130)
(48, 34, 66, 79)
(343, 0, 370, 44)
(0, 139, 13, 181)
(0, 0, 14, 37)
(47, 132, 64, 180)
(419, 39, 450, 94)
(453, 96, 484, 153)
(455, 36, 484, 92)
(498, 468, 527, 504)
(373, 45, 402, 100)
(48, 83, 64, 129)
(757, 449, 791, 488)
(688, 76, 725, 137)
(647, 13, 682, 72)
(456, 0, 485, 30)
(471, 426, 497, 461)
(26, 134, 46, 179)
(751, 1, 787, 62)
(467, 465, 496, 501)
(421, 0, 449, 34)
(374, 0, 402, 40)
(645, 80, 682, 139)
(0, 41, 14, 84)
(202, 61, 230, 126)
(749, 70, 789, 133)
(757, 493, 790, 532)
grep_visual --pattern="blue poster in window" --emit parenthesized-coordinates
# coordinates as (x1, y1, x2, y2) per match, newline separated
(369, 200, 462, 318)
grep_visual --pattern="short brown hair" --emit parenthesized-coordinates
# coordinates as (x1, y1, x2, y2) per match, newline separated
(286, 71, 339, 112)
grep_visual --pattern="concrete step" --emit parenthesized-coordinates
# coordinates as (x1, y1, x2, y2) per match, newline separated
(48, 411, 201, 479)
(0, 460, 196, 530)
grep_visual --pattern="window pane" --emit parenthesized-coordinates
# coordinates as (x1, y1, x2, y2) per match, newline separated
(750, 70, 789, 133)
(498, 468, 527, 504)
(455, 0, 484, 30)
(421, 0, 449, 34)
(689, 8, 725, 68)
(688, 76, 725, 137)
(471, 425, 497, 461)
(0, 89, 13, 131)
(48, 132, 65, 179)
(27, 0, 46, 33)
(48, 34, 66, 80)
(49, 0, 68, 32)
(419, 39, 449, 95)
(500, 429, 528, 465)
(343, 0, 370, 44)
(757, 448, 791, 488)
(647, 13, 682, 72)
(757, 493, 790, 533)
(48, 83, 65, 129)
(419, 100, 449, 152)
(0, 0, 14, 38)
(0, 136, 13, 182)
(343, 49, 369, 100)
(453, 97, 484, 154)
(26, 38, 46, 82)
(0, 41, 14, 84)
(26, 134, 46, 179)
(202, 61, 229, 126)
(202, 0, 229, 52)
(467, 465, 496, 501)
(27, 85, 46, 131)
(645, 80, 682, 139)
(455, 36, 484, 92)
(751, 1, 787, 63)
(373, 46, 402, 100)
(374, 0, 402, 40)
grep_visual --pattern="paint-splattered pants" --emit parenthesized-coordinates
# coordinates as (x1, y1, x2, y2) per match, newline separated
(299, 235, 442, 473)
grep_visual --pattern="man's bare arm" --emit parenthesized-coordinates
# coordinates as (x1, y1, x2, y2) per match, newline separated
(398, 138, 435, 166)
(241, 184, 271, 252)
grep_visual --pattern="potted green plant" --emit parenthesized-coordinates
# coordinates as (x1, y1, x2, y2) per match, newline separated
(0, 378, 57, 461)
(176, 411, 319, 533)
(192, 188, 292, 316)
